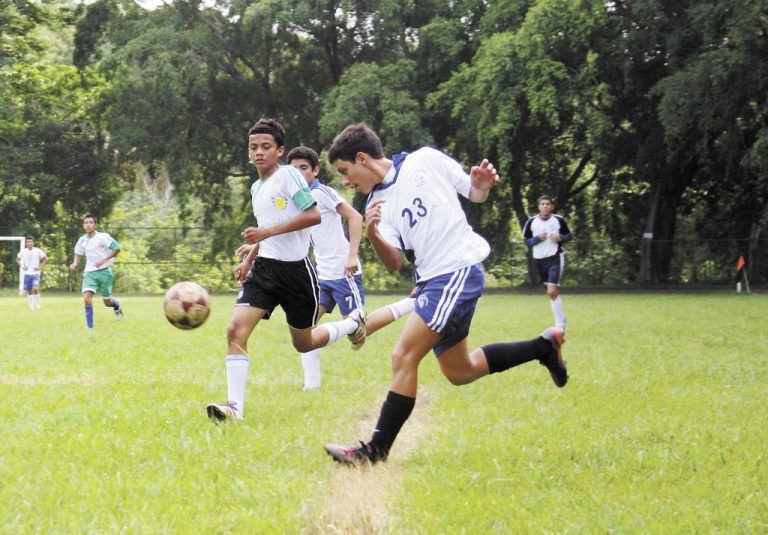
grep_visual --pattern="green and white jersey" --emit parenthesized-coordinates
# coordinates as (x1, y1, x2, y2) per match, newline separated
(250, 164, 317, 261)
(74, 232, 120, 272)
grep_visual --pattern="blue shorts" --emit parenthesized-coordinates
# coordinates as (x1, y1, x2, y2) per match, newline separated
(534, 253, 565, 286)
(23, 274, 41, 291)
(318, 274, 365, 316)
(414, 264, 485, 356)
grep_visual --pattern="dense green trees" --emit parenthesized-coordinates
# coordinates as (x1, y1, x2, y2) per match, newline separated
(1, 0, 766, 286)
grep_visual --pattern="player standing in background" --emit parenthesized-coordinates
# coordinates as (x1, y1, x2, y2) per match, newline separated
(522, 195, 572, 332)
(69, 214, 123, 329)
(286, 146, 365, 390)
(205, 118, 367, 421)
(286, 146, 418, 389)
(16, 236, 48, 309)
(322, 124, 568, 465)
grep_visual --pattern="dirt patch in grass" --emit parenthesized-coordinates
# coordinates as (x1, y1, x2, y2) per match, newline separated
(309, 387, 435, 534)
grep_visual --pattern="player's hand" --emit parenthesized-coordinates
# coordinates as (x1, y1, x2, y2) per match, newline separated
(365, 200, 385, 230)
(242, 226, 267, 244)
(235, 243, 255, 259)
(69, 262, 77, 272)
(94, 260, 103, 268)
(232, 261, 251, 284)
(344, 255, 359, 276)
(469, 159, 500, 192)
(538, 232, 548, 241)
(551, 233, 561, 243)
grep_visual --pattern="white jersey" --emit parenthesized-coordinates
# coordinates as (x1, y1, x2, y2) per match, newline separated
(521, 214, 571, 259)
(309, 180, 363, 280)
(366, 147, 490, 282)
(17, 247, 47, 275)
(250, 164, 317, 262)
(74, 232, 120, 272)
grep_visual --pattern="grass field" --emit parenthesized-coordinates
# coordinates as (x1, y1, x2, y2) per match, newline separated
(0, 292, 765, 533)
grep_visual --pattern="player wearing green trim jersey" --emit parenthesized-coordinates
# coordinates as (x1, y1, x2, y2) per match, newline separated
(69, 213, 123, 329)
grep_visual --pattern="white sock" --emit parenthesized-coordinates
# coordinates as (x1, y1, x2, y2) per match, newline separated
(27, 295, 34, 309)
(386, 297, 416, 320)
(225, 354, 249, 415)
(301, 349, 321, 390)
(319, 317, 358, 346)
(35, 294, 41, 308)
(550, 296, 566, 331)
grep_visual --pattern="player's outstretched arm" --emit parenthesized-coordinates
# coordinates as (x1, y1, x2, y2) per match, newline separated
(468, 159, 500, 203)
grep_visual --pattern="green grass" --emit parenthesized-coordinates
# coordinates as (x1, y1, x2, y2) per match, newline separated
(0, 292, 766, 533)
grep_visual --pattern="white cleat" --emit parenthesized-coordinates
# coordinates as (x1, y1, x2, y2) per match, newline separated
(347, 308, 367, 351)
(206, 401, 243, 422)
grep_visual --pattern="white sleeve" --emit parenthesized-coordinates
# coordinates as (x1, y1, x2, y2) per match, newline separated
(74, 238, 85, 255)
(435, 148, 471, 198)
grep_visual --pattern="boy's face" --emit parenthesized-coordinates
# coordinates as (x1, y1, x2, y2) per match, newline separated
(332, 154, 378, 194)
(538, 199, 554, 217)
(83, 217, 97, 234)
(248, 133, 284, 177)
(25, 238, 34, 249)
(289, 158, 320, 185)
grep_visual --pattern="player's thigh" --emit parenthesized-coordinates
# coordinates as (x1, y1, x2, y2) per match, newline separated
(392, 313, 441, 369)
(434, 338, 474, 377)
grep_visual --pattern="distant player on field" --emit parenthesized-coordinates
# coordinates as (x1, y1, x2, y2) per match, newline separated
(322, 124, 568, 465)
(69, 213, 123, 329)
(205, 118, 368, 421)
(522, 195, 572, 332)
(286, 146, 416, 390)
(16, 236, 48, 309)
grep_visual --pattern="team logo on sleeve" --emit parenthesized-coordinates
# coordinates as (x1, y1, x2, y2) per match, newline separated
(272, 196, 288, 209)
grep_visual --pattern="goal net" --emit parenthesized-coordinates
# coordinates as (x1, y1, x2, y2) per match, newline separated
(0, 236, 25, 295)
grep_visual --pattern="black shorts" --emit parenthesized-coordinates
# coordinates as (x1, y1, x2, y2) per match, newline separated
(236, 256, 320, 329)
(534, 253, 565, 286)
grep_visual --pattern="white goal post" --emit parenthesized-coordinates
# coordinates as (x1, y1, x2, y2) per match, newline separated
(1, 236, 26, 295)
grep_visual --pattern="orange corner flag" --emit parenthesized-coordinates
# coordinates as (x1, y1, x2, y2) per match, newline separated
(736, 256, 746, 272)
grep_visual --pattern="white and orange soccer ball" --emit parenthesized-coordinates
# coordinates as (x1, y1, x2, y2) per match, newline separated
(163, 281, 211, 330)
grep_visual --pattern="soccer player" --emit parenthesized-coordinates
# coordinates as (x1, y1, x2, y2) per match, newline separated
(322, 124, 568, 465)
(286, 146, 417, 389)
(205, 118, 366, 421)
(16, 236, 48, 309)
(522, 195, 572, 332)
(69, 214, 123, 329)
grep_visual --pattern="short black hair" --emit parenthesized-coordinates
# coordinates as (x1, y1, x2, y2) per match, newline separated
(328, 123, 385, 164)
(286, 146, 320, 169)
(538, 195, 555, 205)
(84, 213, 98, 223)
(248, 118, 286, 148)
(25, 235, 34, 241)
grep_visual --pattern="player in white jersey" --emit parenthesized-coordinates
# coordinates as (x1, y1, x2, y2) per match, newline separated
(16, 236, 48, 309)
(205, 119, 367, 422)
(69, 213, 123, 329)
(522, 195, 573, 332)
(286, 146, 416, 390)
(323, 124, 569, 465)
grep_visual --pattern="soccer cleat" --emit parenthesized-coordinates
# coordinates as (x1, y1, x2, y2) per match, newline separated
(206, 401, 243, 422)
(114, 305, 123, 320)
(323, 441, 383, 465)
(347, 308, 367, 351)
(539, 327, 568, 387)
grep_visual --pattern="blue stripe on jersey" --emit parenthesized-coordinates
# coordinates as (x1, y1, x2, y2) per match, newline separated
(365, 152, 409, 209)
(312, 182, 341, 204)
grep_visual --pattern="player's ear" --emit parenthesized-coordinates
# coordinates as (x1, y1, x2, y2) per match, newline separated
(355, 152, 368, 166)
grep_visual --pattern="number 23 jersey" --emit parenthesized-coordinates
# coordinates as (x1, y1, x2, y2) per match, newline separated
(367, 147, 491, 283)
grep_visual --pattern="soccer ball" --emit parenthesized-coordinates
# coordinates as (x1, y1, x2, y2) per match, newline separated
(163, 281, 211, 330)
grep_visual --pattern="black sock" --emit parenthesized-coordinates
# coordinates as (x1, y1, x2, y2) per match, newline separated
(368, 390, 416, 459)
(483, 337, 551, 374)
